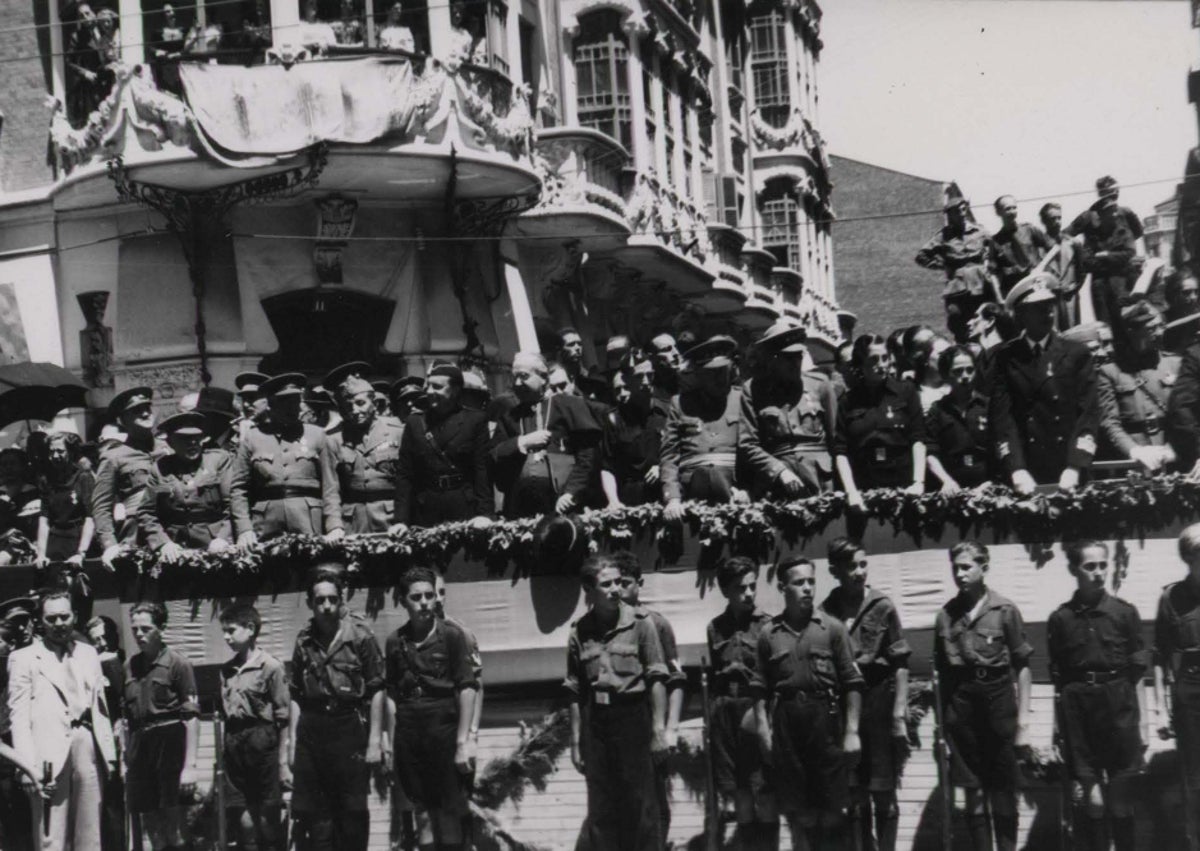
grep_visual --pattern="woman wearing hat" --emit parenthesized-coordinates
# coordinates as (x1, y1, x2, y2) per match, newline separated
(138, 412, 234, 561)
(833, 335, 928, 510)
(92, 387, 159, 568)
(34, 432, 96, 598)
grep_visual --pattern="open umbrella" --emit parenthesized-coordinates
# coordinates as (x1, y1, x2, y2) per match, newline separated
(0, 362, 88, 427)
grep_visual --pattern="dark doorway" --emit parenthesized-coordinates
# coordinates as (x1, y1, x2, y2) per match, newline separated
(258, 288, 398, 375)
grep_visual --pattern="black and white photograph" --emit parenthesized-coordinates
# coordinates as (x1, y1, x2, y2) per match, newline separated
(1, 0, 1199, 848)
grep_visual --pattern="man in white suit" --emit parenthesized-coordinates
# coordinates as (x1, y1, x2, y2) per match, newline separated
(7, 588, 117, 851)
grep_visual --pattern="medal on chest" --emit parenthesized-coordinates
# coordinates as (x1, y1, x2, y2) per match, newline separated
(885, 405, 894, 421)
(1046, 362, 1054, 378)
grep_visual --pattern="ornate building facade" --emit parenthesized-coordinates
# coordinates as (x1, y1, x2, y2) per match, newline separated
(0, 0, 836, 417)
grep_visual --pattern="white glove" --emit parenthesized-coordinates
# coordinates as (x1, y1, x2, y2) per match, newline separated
(1010, 469, 1037, 496)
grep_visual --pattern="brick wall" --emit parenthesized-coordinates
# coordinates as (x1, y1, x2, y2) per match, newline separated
(829, 155, 949, 338)
(0, 0, 54, 193)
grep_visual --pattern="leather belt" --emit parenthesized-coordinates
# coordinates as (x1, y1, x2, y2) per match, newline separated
(258, 485, 321, 499)
(299, 698, 362, 716)
(680, 452, 736, 470)
(1062, 669, 1122, 685)
(428, 474, 466, 492)
(951, 666, 1010, 683)
(1124, 419, 1163, 435)
(129, 712, 184, 732)
(70, 711, 93, 730)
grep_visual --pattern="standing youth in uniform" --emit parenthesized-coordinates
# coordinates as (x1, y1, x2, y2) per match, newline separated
(1046, 541, 1146, 851)
(288, 564, 385, 851)
(219, 603, 290, 851)
(565, 554, 669, 851)
(706, 556, 778, 850)
(752, 556, 863, 851)
(820, 539, 910, 851)
(934, 541, 1033, 851)
(1153, 522, 1200, 848)
(124, 601, 201, 851)
(613, 549, 686, 848)
(384, 567, 480, 851)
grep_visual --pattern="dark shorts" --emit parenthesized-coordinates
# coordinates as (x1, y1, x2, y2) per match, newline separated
(127, 721, 187, 814)
(943, 676, 1019, 791)
(392, 697, 468, 814)
(1059, 679, 1143, 784)
(856, 674, 900, 793)
(223, 721, 282, 807)
(1173, 676, 1200, 788)
(292, 710, 370, 816)
(771, 692, 849, 816)
(581, 698, 660, 851)
(711, 694, 769, 799)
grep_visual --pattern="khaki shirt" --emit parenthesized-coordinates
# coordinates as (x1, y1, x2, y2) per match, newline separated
(749, 611, 863, 697)
(219, 648, 290, 724)
(289, 613, 385, 708)
(564, 602, 668, 700)
(934, 590, 1033, 672)
(124, 645, 199, 726)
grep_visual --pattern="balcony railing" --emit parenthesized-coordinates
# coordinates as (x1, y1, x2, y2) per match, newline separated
(531, 127, 630, 219)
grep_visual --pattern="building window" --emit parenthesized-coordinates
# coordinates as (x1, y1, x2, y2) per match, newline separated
(725, 28, 744, 96)
(574, 10, 632, 151)
(452, 0, 508, 73)
(661, 70, 677, 187)
(749, 10, 788, 128)
(762, 192, 801, 271)
(66, 1, 123, 126)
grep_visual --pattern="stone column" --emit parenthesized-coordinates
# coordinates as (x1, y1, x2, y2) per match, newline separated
(48, 0, 65, 102)
(624, 24, 650, 168)
(120, 0, 146, 66)
(270, 0, 300, 46)
(427, 0, 453, 59)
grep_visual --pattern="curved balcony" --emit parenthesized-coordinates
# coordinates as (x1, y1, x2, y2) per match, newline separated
(688, 221, 748, 315)
(48, 53, 539, 212)
(514, 127, 631, 250)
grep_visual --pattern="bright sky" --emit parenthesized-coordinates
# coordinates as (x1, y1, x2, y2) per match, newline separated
(819, 0, 1198, 225)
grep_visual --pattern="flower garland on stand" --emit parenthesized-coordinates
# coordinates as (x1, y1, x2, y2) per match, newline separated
(75, 472, 1200, 585)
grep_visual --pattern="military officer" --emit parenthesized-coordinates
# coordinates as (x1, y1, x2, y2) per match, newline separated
(1076, 192, 1143, 332)
(660, 336, 747, 522)
(751, 556, 863, 851)
(820, 538, 910, 851)
(391, 362, 491, 530)
(600, 360, 668, 508)
(490, 352, 603, 519)
(230, 374, 344, 545)
(323, 362, 403, 534)
(93, 386, 160, 567)
(741, 321, 838, 499)
(138, 411, 233, 561)
(990, 273, 1099, 493)
(1098, 299, 1178, 471)
(370, 381, 392, 419)
(934, 541, 1033, 851)
(565, 553, 668, 851)
(289, 564, 385, 851)
(390, 377, 426, 424)
(1153, 524, 1200, 849)
(235, 372, 269, 421)
(706, 557, 777, 850)
(1047, 541, 1147, 851)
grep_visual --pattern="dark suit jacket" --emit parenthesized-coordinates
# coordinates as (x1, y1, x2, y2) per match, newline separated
(394, 405, 491, 526)
(489, 393, 602, 517)
(1167, 341, 1200, 467)
(989, 335, 1098, 483)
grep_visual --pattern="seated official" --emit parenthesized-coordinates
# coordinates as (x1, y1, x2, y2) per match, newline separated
(490, 353, 603, 519)
(833, 335, 927, 509)
(392, 362, 492, 531)
(990, 274, 1099, 494)
(740, 322, 838, 499)
(660, 336, 748, 522)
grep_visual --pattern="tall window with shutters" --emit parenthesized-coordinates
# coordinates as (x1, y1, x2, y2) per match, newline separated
(761, 192, 802, 272)
(574, 11, 633, 152)
(749, 10, 789, 129)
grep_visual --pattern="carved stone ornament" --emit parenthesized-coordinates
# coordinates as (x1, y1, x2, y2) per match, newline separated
(564, 0, 650, 37)
(312, 195, 358, 285)
(116, 362, 203, 405)
(76, 290, 114, 389)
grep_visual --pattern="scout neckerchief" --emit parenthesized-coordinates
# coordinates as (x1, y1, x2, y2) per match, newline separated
(847, 588, 887, 638)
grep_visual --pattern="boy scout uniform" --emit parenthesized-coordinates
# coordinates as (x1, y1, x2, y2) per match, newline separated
(139, 412, 233, 550)
(219, 647, 290, 809)
(821, 587, 910, 805)
(706, 607, 773, 808)
(289, 611, 384, 849)
(749, 611, 863, 822)
(384, 617, 480, 815)
(123, 644, 200, 814)
(933, 591, 1032, 794)
(1047, 590, 1146, 850)
(1153, 579, 1200, 830)
(230, 375, 343, 541)
(564, 601, 668, 851)
(93, 387, 158, 549)
(638, 605, 686, 844)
